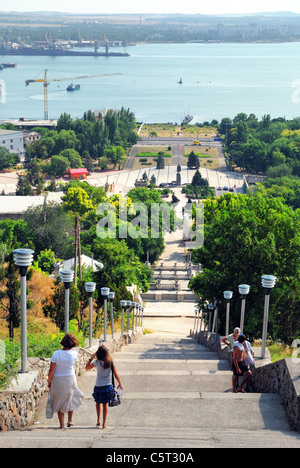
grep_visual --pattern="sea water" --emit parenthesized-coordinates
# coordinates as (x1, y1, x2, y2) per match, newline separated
(1, 42, 300, 123)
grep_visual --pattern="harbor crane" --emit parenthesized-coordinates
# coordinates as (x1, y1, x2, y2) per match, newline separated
(25, 69, 122, 120)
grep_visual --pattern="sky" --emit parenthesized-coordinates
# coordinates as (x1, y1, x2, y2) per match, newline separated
(2, 0, 300, 15)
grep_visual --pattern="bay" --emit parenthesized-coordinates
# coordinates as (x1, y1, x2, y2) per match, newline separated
(1, 42, 300, 123)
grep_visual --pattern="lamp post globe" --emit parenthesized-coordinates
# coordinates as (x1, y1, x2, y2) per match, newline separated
(108, 291, 115, 337)
(223, 291, 233, 337)
(85, 282, 96, 348)
(60, 270, 74, 335)
(238, 284, 250, 334)
(261, 275, 277, 359)
(13, 248, 34, 373)
(126, 301, 132, 333)
(100, 287, 110, 342)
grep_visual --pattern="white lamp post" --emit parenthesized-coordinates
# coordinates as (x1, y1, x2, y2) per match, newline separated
(108, 291, 115, 337)
(138, 304, 142, 327)
(238, 284, 250, 334)
(85, 282, 96, 348)
(261, 275, 277, 359)
(120, 300, 127, 335)
(141, 306, 144, 329)
(60, 270, 74, 335)
(193, 307, 198, 334)
(132, 302, 137, 332)
(224, 291, 233, 337)
(101, 287, 110, 341)
(207, 304, 214, 332)
(13, 248, 34, 373)
(126, 301, 131, 333)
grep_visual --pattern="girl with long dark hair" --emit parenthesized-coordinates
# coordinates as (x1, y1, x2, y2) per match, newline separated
(85, 345, 123, 428)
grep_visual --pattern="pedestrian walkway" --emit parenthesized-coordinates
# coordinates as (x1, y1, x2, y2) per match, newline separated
(1, 317, 300, 447)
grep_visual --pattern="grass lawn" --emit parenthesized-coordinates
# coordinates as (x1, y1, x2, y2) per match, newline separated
(184, 147, 218, 158)
(137, 124, 217, 139)
(132, 157, 174, 171)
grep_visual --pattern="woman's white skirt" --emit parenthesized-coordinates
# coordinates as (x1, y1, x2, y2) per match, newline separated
(50, 375, 84, 414)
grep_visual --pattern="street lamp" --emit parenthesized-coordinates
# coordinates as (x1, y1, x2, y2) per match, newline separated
(207, 303, 214, 332)
(108, 291, 115, 337)
(141, 306, 144, 329)
(13, 248, 34, 373)
(224, 291, 233, 337)
(132, 302, 137, 332)
(261, 275, 277, 359)
(120, 300, 127, 335)
(85, 282, 96, 348)
(138, 304, 142, 328)
(101, 287, 110, 342)
(60, 270, 74, 335)
(193, 307, 198, 334)
(126, 301, 132, 333)
(238, 284, 250, 334)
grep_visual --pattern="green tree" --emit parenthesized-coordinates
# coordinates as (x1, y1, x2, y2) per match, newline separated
(156, 152, 165, 169)
(189, 192, 300, 343)
(0, 254, 20, 339)
(49, 155, 70, 177)
(0, 147, 14, 170)
(42, 280, 80, 331)
(37, 249, 57, 274)
(62, 187, 93, 217)
(187, 151, 200, 169)
(59, 149, 82, 168)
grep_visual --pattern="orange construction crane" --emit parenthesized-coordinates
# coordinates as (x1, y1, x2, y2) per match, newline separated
(25, 69, 122, 120)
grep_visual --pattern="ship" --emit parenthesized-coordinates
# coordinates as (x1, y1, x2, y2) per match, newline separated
(181, 114, 193, 125)
(1, 63, 17, 68)
(0, 47, 130, 57)
(67, 83, 80, 91)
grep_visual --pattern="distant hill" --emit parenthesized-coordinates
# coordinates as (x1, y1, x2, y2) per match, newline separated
(1, 11, 300, 43)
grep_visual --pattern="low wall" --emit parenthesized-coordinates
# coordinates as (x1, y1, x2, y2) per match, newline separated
(192, 330, 300, 432)
(0, 329, 142, 432)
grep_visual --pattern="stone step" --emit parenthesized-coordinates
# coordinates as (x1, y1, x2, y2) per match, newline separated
(113, 352, 221, 361)
(82, 372, 232, 393)
(34, 391, 290, 433)
(115, 360, 231, 372)
(1, 426, 300, 448)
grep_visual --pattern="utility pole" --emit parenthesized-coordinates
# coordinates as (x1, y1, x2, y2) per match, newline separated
(74, 216, 82, 286)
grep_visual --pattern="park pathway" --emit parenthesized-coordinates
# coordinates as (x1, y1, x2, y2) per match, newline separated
(1, 319, 300, 447)
(1, 194, 300, 447)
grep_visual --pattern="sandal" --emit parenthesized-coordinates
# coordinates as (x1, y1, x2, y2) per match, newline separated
(67, 422, 75, 427)
(237, 387, 245, 393)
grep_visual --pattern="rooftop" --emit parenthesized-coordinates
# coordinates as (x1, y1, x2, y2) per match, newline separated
(0, 195, 46, 214)
(62, 254, 103, 272)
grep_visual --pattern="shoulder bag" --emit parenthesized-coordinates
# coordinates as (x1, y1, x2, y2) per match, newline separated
(109, 364, 121, 407)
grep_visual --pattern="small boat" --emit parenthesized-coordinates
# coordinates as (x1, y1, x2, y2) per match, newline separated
(178, 78, 183, 84)
(182, 114, 193, 125)
(67, 83, 80, 91)
(1, 63, 17, 68)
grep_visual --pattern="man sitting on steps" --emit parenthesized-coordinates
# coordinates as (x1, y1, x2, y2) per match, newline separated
(232, 334, 252, 393)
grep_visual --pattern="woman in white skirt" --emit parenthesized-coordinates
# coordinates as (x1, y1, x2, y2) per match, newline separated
(48, 334, 84, 429)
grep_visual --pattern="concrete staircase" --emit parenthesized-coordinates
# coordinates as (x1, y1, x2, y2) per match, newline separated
(1, 321, 300, 448)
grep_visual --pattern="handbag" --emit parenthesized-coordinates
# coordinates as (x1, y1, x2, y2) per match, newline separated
(109, 365, 121, 407)
(46, 394, 54, 419)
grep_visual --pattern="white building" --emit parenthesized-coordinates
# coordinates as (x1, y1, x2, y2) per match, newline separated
(0, 129, 24, 157)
